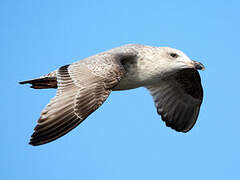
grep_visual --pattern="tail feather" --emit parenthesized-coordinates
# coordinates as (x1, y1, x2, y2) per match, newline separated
(19, 77, 57, 89)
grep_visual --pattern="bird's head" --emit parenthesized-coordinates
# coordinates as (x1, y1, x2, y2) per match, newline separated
(158, 47, 205, 74)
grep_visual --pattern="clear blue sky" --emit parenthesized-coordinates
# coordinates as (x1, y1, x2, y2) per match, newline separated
(1, 0, 239, 179)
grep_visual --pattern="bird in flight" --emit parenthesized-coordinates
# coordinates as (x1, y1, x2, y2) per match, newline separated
(20, 44, 205, 146)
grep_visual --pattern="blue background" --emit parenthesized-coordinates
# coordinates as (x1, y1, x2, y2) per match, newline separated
(1, 0, 239, 179)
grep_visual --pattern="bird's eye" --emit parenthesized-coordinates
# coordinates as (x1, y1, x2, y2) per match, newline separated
(170, 53, 179, 58)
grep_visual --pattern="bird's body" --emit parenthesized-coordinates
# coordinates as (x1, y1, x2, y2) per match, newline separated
(20, 44, 205, 146)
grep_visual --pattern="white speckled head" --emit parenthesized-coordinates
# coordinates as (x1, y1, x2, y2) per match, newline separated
(157, 47, 193, 71)
(133, 46, 194, 79)
(113, 44, 205, 89)
(159, 47, 205, 72)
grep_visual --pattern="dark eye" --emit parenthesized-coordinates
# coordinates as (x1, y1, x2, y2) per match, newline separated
(170, 53, 179, 58)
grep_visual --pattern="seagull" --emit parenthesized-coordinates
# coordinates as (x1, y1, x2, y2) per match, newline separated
(20, 44, 205, 146)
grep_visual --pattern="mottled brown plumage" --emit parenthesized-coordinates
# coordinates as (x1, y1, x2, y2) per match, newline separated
(20, 44, 205, 146)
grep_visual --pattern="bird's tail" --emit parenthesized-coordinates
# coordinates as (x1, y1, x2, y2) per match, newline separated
(19, 70, 58, 89)
(19, 76, 57, 89)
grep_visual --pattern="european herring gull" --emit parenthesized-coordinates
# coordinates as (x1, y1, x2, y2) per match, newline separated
(20, 44, 205, 146)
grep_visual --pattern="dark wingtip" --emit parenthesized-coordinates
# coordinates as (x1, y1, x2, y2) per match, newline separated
(29, 139, 39, 146)
(28, 141, 34, 146)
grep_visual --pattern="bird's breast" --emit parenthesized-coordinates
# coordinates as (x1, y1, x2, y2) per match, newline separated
(112, 61, 160, 91)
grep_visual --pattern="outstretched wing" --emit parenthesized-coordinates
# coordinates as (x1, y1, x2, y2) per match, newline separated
(30, 51, 136, 146)
(146, 69, 203, 132)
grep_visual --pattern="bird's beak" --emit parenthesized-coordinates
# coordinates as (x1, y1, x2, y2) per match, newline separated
(191, 60, 205, 71)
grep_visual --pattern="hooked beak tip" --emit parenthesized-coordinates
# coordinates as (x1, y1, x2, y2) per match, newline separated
(192, 60, 205, 71)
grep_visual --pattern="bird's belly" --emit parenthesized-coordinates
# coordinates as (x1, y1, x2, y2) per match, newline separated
(112, 77, 140, 91)
(112, 62, 161, 91)
(112, 73, 158, 91)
